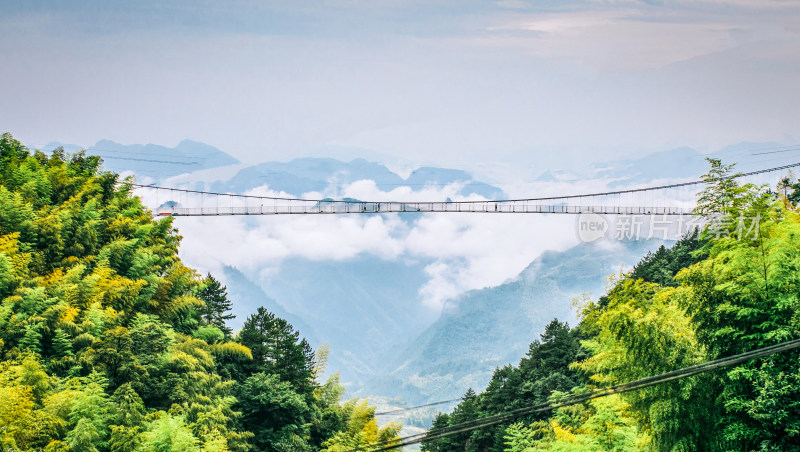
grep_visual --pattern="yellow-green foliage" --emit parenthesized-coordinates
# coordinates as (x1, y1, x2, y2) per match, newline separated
(0, 133, 260, 451)
(505, 394, 648, 452)
(0, 133, 389, 452)
(501, 163, 800, 452)
(321, 399, 403, 451)
(209, 342, 253, 360)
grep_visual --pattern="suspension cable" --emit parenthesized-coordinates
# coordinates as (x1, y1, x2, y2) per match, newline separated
(130, 161, 800, 205)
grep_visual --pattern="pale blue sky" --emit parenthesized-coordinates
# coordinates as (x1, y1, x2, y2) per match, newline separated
(2, 0, 799, 170)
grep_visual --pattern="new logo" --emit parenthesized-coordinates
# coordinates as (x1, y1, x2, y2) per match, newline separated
(577, 212, 608, 243)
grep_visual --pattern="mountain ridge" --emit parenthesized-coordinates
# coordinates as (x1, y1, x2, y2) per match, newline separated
(358, 239, 664, 405)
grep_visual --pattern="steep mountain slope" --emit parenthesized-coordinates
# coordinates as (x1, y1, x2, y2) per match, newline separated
(360, 240, 664, 404)
(592, 141, 792, 187)
(220, 265, 317, 340)
(597, 147, 703, 187)
(255, 255, 439, 387)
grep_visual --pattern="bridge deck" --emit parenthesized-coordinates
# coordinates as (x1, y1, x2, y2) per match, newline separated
(155, 202, 695, 216)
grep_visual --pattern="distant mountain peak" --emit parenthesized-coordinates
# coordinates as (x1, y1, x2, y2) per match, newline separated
(212, 157, 506, 200)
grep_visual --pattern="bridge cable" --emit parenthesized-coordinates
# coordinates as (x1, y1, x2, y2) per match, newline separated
(130, 161, 800, 205)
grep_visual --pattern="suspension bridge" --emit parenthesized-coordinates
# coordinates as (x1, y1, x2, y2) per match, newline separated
(133, 162, 800, 217)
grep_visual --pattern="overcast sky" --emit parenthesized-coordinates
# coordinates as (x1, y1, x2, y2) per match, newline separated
(3, 1, 800, 310)
(2, 0, 799, 171)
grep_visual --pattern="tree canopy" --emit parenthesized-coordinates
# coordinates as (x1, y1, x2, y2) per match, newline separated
(423, 159, 800, 451)
(0, 132, 400, 452)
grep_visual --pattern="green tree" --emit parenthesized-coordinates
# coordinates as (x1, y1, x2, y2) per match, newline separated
(236, 307, 314, 394)
(112, 383, 146, 428)
(629, 230, 706, 287)
(575, 278, 720, 450)
(88, 326, 145, 390)
(65, 373, 115, 452)
(320, 399, 402, 451)
(504, 393, 647, 452)
(422, 319, 583, 451)
(0, 134, 267, 450)
(676, 208, 800, 449)
(51, 329, 73, 359)
(423, 388, 481, 451)
(198, 274, 235, 337)
(421, 413, 452, 452)
(308, 371, 349, 448)
(693, 158, 773, 232)
(139, 413, 200, 452)
(234, 372, 311, 452)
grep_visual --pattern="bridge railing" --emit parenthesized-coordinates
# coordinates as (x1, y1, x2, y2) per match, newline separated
(154, 202, 694, 216)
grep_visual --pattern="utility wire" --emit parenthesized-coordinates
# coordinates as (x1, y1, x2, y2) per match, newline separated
(374, 399, 461, 416)
(751, 147, 800, 156)
(350, 337, 800, 452)
(47, 144, 210, 162)
(255, 178, 498, 188)
(101, 155, 199, 165)
(130, 161, 800, 204)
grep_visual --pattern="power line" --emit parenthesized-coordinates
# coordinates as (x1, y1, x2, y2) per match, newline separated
(350, 337, 800, 452)
(46, 144, 210, 162)
(361, 338, 800, 451)
(751, 147, 800, 156)
(374, 399, 461, 416)
(255, 176, 498, 189)
(91, 148, 206, 161)
(101, 155, 199, 165)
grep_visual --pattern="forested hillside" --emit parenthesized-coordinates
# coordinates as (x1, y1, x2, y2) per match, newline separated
(423, 159, 800, 451)
(0, 133, 400, 451)
(363, 239, 661, 407)
(6, 130, 800, 452)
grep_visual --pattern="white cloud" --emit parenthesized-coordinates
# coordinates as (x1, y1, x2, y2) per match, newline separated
(11, 0, 796, 314)
(403, 212, 575, 308)
(482, 10, 737, 70)
(474, 0, 800, 74)
(4, 2, 799, 169)
(419, 260, 463, 309)
(271, 214, 405, 261)
(143, 150, 787, 311)
(164, 179, 580, 311)
(167, 155, 730, 310)
(338, 179, 486, 203)
(495, 0, 531, 10)
(174, 209, 405, 269)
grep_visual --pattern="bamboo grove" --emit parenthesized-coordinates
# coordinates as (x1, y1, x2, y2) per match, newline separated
(0, 133, 401, 452)
(3, 130, 800, 451)
(421, 159, 800, 451)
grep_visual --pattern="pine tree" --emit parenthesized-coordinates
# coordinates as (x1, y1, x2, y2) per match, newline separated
(237, 307, 315, 394)
(198, 273, 235, 337)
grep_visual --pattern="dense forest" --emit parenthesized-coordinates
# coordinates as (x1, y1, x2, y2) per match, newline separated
(422, 160, 800, 451)
(3, 130, 800, 452)
(0, 133, 401, 451)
